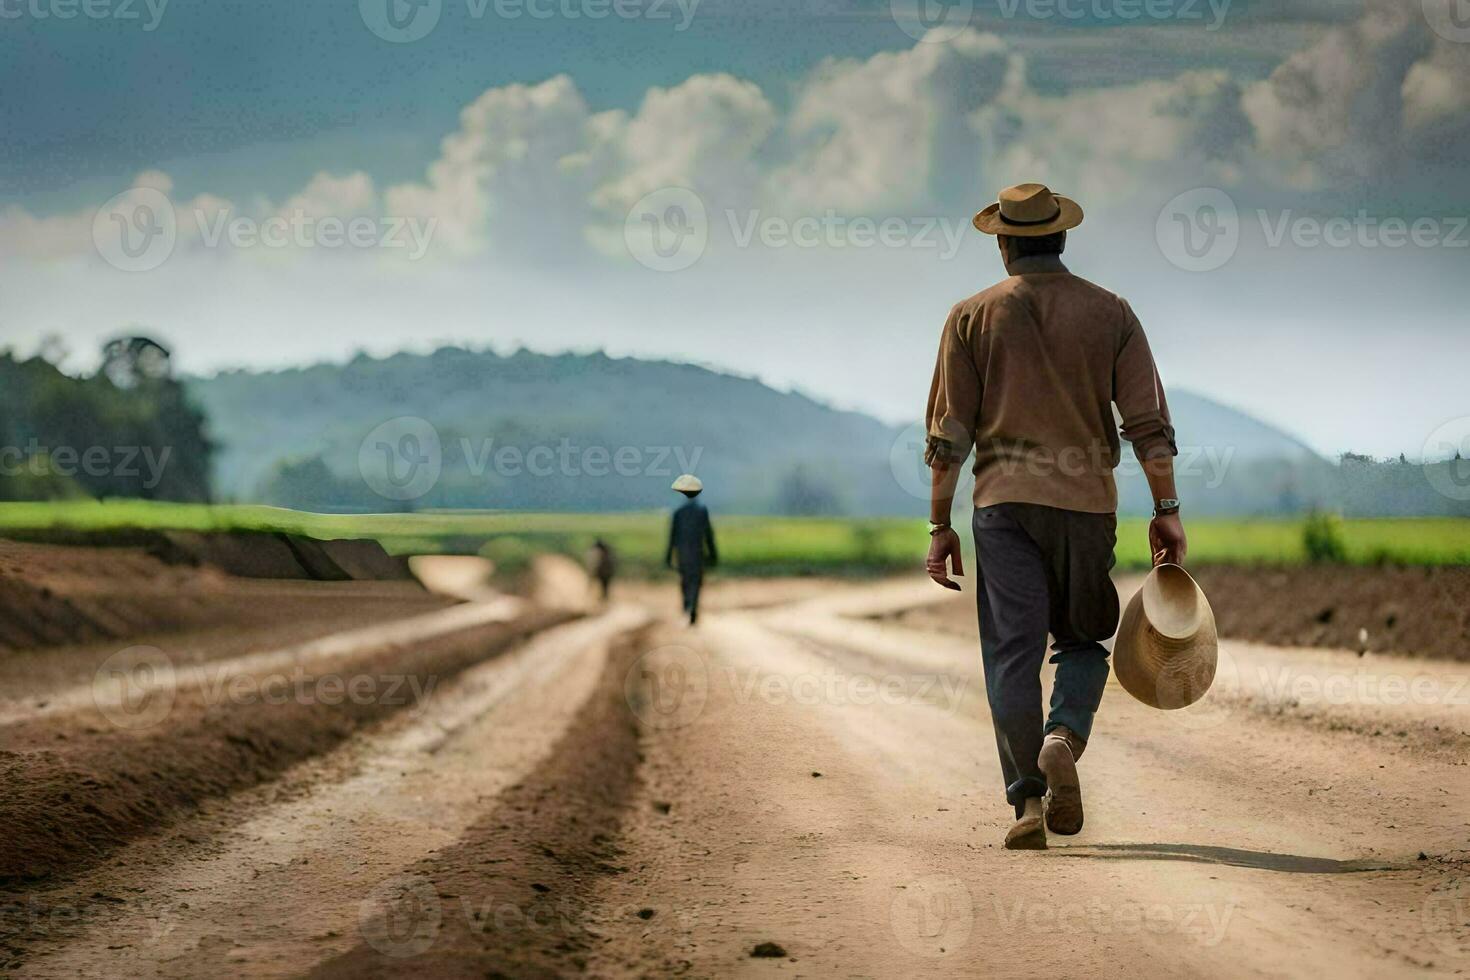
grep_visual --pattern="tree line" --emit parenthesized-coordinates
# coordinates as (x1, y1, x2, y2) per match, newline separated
(0, 338, 213, 503)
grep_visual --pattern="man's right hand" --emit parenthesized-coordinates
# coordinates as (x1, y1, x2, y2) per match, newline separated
(926, 526, 964, 591)
(1149, 512, 1188, 566)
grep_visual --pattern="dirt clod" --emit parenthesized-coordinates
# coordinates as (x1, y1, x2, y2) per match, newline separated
(751, 941, 787, 958)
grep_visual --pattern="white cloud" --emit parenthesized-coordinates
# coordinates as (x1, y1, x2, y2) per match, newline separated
(278, 172, 378, 221)
(766, 30, 1019, 214)
(1241, 0, 1470, 187)
(595, 73, 776, 212)
(976, 69, 1250, 206)
(1403, 33, 1470, 131)
(382, 75, 601, 258)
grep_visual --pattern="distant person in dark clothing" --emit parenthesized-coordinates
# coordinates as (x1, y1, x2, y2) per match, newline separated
(588, 538, 616, 601)
(666, 474, 717, 625)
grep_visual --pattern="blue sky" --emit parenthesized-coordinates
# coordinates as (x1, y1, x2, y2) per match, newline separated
(3, 0, 1468, 458)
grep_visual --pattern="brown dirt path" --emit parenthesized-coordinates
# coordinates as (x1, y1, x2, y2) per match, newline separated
(583, 598, 1468, 977)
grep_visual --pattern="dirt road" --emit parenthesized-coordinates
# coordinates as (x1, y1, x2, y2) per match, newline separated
(4, 574, 1467, 978)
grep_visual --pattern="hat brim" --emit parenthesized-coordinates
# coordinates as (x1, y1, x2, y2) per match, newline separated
(1112, 567, 1218, 710)
(972, 196, 1084, 236)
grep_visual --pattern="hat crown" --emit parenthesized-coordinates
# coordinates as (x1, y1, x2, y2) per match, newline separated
(998, 183, 1062, 225)
(1113, 563, 1218, 710)
(972, 182, 1082, 236)
(1140, 563, 1205, 640)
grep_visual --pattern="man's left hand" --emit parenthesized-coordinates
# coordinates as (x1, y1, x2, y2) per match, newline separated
(1149, 512, 1188, 566)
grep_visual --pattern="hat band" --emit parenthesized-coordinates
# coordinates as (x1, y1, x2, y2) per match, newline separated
(1144, 624, 1200, 651)
(999, 203, 1062, 227)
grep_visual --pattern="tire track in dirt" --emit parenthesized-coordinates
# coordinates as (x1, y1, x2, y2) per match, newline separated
(7, 609, 650, 978)
(304, 622, 664, 979)
(1, 606, 574, 884)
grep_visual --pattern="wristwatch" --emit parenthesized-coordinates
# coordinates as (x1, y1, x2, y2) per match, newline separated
(1153, 498, 1181, 517)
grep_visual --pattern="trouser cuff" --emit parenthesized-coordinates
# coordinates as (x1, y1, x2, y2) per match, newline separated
(1006, 775, 1047, 812)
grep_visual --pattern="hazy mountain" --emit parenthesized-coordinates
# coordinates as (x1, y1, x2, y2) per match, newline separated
(188, 348, 913, 515)
(186, 347, 1349, 517)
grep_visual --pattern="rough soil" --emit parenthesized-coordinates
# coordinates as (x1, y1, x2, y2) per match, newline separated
(1189, 565, 1470, 663)
(1, 600, 572, 883)
(2, 552, 1467, 978)
(0, 537, 435, 655)
(882, 563, 1470, 663)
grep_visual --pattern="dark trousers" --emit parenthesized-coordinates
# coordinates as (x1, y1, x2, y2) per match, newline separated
(973, 503, 1120, 815)
(680, 568, 703, 619)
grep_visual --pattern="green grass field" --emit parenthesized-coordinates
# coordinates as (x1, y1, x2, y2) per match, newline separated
(1, 500, 1468, 576)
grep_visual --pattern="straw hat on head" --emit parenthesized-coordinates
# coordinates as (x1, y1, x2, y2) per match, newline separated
(671, 474, 703, 493)
(973, 183, 1084, 237)
(1113, 564, 1218, 709)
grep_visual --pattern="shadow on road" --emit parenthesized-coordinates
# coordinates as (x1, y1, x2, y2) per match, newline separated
(1051, 842, 1403, 874)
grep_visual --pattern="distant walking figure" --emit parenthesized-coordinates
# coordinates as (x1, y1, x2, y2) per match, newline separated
(588, 538, 616, 601)
(666, 474, 717, 625)
(924, 184, 1188, 851)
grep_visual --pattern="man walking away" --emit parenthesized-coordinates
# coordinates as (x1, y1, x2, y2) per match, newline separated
(923, 183, 1188, 850)
(666, 474, 718, 625)
(588, 538, 616, 601)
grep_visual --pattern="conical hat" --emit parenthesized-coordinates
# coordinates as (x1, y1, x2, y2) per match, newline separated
(671, 474, 703, 493)
(1113, 563, 1218, 709)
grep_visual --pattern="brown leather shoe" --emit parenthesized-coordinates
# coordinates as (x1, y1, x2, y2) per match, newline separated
(1003, 797, 1047, 850)
(1039, 727, 1084, 835)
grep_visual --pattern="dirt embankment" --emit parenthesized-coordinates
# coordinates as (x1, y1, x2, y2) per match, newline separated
(0, 534, 417, 653)
(881, 563, 1470, 663)
(0, 540, 229, 652)
(0, 529, 414, 583)
(1188, 565, 1470, 662)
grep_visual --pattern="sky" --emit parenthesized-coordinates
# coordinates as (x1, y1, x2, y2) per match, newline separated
(2, 0, 1468, 459)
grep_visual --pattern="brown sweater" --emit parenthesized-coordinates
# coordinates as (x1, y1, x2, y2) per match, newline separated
(924, 255, 1176, 514)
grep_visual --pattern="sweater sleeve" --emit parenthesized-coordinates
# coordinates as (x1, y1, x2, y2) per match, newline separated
(1113, 300, 1177, 462)
(923, 305, 981, 468)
